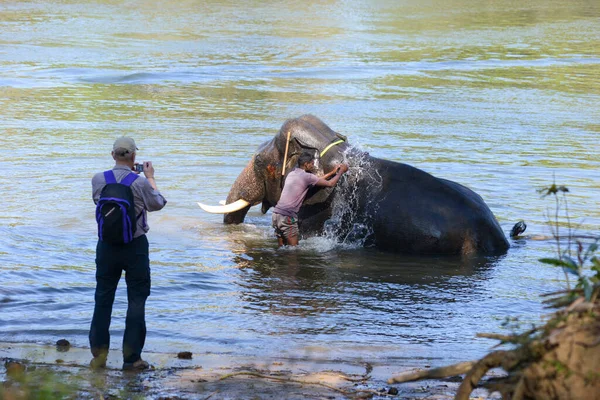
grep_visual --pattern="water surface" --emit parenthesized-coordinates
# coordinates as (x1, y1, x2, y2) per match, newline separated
(0, 0, 599, 369)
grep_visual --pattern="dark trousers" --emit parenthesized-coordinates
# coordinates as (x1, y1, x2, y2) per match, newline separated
(89, 235, 150, 363)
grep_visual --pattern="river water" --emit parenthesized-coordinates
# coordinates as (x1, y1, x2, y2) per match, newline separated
(0, 0, 599, 371)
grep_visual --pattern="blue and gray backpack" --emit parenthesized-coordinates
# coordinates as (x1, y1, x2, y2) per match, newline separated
(95, 170, 139, 244)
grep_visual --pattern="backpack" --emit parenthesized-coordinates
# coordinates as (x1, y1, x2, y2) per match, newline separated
(95, 170, 139, 244)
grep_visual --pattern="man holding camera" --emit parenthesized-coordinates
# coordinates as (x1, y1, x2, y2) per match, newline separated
(89, 137, 167, 371)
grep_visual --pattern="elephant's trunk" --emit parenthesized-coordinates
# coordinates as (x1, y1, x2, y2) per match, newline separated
(223, 159, 265, 224)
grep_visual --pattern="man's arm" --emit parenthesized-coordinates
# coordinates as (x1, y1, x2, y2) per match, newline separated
(142, 161, 158, 190)
(321, 166, 341, 180)
(91, 173, 103, 205)
(315, 164, 348, 188)
(140, 161, 167, 211)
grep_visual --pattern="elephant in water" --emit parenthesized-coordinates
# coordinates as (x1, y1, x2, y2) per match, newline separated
(199, 115, 510, 256)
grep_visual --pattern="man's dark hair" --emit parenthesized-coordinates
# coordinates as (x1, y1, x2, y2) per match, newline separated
(297, 151, 315, 167)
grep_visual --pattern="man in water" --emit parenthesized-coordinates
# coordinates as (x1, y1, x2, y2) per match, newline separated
(272, 151, 348, 247)
(89, 137, 167, 371)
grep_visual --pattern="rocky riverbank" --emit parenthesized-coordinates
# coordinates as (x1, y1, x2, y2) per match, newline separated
(0, 342, 494, 399)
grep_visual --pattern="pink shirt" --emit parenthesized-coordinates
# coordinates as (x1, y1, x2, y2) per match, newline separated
(273, 168, 319, 218)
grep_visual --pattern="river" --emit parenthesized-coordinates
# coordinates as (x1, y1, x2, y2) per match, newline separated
(0, 0, 599, 372)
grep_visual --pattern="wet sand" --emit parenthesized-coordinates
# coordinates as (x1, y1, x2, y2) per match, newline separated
(0, 342, 497, 399)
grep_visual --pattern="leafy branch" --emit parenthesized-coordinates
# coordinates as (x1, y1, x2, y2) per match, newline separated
(538, 183, 599, 300)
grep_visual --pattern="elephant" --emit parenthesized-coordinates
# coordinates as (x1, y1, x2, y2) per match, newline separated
(199, 115, 510, 256)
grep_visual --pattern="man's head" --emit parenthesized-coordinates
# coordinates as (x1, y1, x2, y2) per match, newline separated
(297, 151, 315, 172)
(112, 137, 138, 163)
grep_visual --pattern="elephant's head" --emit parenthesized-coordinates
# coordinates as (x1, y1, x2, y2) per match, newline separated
(200, 115, 349, 224)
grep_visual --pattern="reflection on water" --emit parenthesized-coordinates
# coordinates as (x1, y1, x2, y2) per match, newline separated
(228, 241, 510, 361)
(236, 248, 501, 316)
(0, 0, 599, 368)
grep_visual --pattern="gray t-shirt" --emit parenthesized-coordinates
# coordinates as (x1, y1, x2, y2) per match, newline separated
(273, 168, 319, 218)
(92, 165, 167, 238)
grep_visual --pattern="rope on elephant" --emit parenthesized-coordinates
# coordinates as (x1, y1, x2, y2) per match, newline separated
(320, 139, 345, 157)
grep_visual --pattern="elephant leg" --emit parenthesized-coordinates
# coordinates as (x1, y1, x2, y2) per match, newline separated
(461, 234, 477, 256)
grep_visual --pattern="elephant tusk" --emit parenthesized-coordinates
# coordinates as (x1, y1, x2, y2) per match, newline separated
(197, 199, 251, 214)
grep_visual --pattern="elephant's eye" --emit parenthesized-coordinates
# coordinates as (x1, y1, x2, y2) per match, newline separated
(254, 154, 265, 167)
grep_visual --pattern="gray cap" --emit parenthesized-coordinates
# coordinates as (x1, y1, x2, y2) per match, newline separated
(112, 137, 138, 154)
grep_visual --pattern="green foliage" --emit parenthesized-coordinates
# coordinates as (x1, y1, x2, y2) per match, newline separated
(0, 364, 147, 400)
(548, 359, 573, 378)
(0, 368, 76, 400)
(539, 239, 599, 301)
(584, 370, 600, 385)
(538, 183, 600, 301)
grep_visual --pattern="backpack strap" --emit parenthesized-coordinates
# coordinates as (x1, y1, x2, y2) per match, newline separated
(103, 170, 139, 186)
(120, 173, 139, 187)
(103, 170, 117, 184)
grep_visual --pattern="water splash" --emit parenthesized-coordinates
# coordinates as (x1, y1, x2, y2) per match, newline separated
(322, 146, 383, 249)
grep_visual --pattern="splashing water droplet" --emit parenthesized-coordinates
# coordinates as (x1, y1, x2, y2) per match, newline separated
(321, 146, 383, 249)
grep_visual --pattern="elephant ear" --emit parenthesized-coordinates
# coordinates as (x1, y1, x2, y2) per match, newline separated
(292, 134, 347, 167)
(288, 137, 319, 161)
(293, 136, 318, 152)
(277, 136, 318, 174)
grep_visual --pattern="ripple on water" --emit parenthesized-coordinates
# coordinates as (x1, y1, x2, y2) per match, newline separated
(0, 0, 599, 366)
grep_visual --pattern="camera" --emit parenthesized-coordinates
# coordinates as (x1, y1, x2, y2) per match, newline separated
(134, 163, 144, 173)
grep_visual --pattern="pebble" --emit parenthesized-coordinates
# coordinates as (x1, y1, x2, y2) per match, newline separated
(56, 339, 71, 352)
(177, 351, 193, 359)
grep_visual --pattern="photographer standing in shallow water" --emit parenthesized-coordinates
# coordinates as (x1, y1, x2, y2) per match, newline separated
(89, 137, 166, 371)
